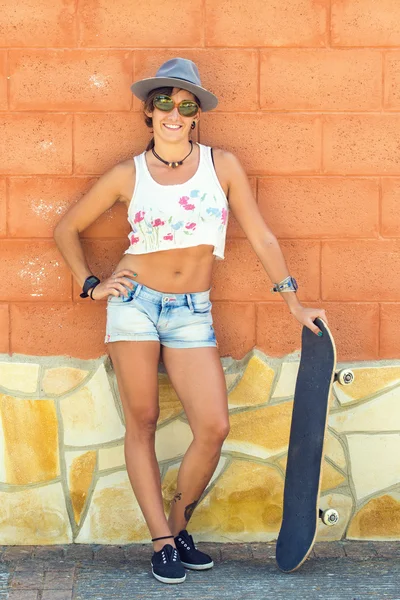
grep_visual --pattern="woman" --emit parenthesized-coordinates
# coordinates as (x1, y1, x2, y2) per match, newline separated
(54, 58, 328, 584)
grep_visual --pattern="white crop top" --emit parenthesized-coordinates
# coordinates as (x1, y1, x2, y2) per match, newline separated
(124, 143, 229, 260)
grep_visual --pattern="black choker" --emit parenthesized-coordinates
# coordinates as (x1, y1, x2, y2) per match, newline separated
(152, 141, 193, 168)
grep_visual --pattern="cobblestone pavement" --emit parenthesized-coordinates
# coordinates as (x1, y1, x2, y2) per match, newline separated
(2, 541, 400, 600)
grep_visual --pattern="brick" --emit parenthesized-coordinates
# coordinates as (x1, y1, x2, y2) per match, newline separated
(0, 178, 6, 237)
(313, 542, 346, 558)
(257, 302, 379, 361)
(0, 0, 76, 47)
(322, 240, 400, 302)
(133, 49, 258, 113)
(258, 177, 379, 239)
(94, 546, 126, 562)
(43, 569, 74, 589)
(380, 304, 400, 359)
(250, 543, 276, 560)
(0, 240, 72, 302)
(343, 541, 377, 559)
(0, 51, 6, 109)
(63, 545, 93, 561)
(0, 115, 72, 175)
(8, 592, 39, 600)
(10, 50, 133, 112)
(381, 178, 400, 237)
(0, 304, 9, 353)
(79, 0, 202, 47)
(212, 301, 256, 359)
(33, 546, 64, 560)
(384, 52, 400, 110)
(227, 177, 256, 239)
(8, 177, 130, 239)
(373, 541, 400, 558)
(72, 239, 129, 301)
(260, 49, 381, 111)
(205, 0, 328, 47)
(10, 569, 44, 589)
(74, 114, 148, 175)
(10, 302, 107, 359)
(2, 547, 34, 562)
(42, 592, 72, 600)
(212, 239, 320, 301)
(332, 0, 400, 47)
(324, 115, 400, 175)
(201, 114, 321, 175)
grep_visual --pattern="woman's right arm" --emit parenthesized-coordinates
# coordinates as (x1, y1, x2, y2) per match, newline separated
(53, 161, 136, 298)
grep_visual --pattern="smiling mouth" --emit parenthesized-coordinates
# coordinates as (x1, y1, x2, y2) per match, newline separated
(163, 124, 183, 130)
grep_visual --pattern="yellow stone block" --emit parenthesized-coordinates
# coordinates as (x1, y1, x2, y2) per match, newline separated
(224, 401, 293, 459)
(98, 445, 125, 471)
(330, 387, 400, 433)
(272, 362, 300, 399)
(158, 374, 183, 423)
(0, 482, 72, 544)
(0, 395, 59, 485)
(334, 366, 400, 405)
(42, 367, 88, 396)
(321, 462, 346, 492)
(76, 471, 148, 543)
(324, 430, 347, 470)
(60, 365, 125, 446)
(66, 450, 97, 525)
(347, 493, 400, 540)
(155, 419, 193, 462)
(189, 460, 284, 542)
(228, 356, 275, 408)
(0, 362, 39, 394)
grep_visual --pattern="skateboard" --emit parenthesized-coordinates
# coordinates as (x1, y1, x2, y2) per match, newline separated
(275, 317, 354, 573)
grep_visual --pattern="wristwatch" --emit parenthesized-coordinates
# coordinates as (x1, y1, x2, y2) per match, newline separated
(80, 275, 101, 298)
(271, 276, 298, 293)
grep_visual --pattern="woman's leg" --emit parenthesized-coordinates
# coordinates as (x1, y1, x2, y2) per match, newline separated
(160, 346, 230, 535)
(108, 340, 176, 552)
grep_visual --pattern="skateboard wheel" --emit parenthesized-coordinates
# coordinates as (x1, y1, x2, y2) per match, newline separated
(320, 509, 339, 526)
(336, 369, 354, 386)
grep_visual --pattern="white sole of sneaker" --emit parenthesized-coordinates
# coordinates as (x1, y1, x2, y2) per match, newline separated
(180, 560, 214, 570)
(151, 568, 186, 584)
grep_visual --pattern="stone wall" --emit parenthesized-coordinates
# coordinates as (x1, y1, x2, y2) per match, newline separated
(0, 351, 399, 545)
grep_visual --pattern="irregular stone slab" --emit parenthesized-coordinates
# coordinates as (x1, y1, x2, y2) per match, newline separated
(65, 450, 96, 525)
(330, 387, 400, 433)
(60, 365, 125, 446)
(0, 482, 72, 544)
(347, 433, 400, 500)
(335, 366, 400, 405)
(225, 373, 241, 392)
(347, 492, 400, 540)
(42, 367, 88, 396)
(0, 362, 39, 393)
(75, 471, 147, 544)
(155, 419, 193, 462)
(317, 493, 353, 541)
(98, 444, 125, 471)
(158, 373, 183, 423)
(224, 402, 293, 459)
(189, 460, 284, 542)
(271, 362, 299, 399)
(228, 356, 275, 408)
(324, 429, 347, 470)
(0, 394, 59, 485)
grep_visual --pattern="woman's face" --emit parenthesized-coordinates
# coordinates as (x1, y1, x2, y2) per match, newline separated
(147, 87, 200, 143)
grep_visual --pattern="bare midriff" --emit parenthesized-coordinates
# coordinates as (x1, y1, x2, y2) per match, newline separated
(113, 244, 215, 294)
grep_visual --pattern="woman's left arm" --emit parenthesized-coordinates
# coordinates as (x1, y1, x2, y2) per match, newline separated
(222, 151, 328, 336)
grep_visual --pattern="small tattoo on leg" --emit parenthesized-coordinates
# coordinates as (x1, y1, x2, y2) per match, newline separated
(173, 492, 182, 503)
(184, 500, 199, 523)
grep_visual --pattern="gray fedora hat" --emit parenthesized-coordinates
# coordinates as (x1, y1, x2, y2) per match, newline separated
(130, 58, 218, 112)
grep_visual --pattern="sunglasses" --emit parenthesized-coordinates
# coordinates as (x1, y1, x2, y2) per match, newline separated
(153, 94, 200, 118)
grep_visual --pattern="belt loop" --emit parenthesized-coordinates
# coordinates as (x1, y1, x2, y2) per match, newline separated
(186, 293, 194, 313)
(133, 283, 142, 300)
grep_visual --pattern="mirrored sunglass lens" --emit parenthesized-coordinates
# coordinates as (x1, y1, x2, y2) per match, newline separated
(179, 102, 198, 116)
(154, 95, 174, 111)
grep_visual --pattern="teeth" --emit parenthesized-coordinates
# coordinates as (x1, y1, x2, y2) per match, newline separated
(164, 124, 181, 129)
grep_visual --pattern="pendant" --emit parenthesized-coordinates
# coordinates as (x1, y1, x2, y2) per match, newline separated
(169, 162, 180, 168)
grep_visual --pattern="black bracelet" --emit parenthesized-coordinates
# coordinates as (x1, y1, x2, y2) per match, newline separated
(89, 282, 100, 300)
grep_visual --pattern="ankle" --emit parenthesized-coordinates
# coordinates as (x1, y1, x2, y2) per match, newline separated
(152, 534, 176, 553)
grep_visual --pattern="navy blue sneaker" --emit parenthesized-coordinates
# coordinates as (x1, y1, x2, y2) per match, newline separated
(174, 529, 214, 570)
(151, 544, 186, 584)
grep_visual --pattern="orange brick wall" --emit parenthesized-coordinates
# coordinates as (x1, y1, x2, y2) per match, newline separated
(1, 0, 400, 362)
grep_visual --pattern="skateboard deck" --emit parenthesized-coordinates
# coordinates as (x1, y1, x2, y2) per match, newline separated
(276, 317, 337, 573)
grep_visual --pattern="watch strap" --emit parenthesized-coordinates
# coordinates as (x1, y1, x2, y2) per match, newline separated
(80, 275, 101, 298)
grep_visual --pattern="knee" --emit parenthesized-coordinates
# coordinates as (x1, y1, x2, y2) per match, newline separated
(125, 406, 160, 439)
(196, 419, 230, 447)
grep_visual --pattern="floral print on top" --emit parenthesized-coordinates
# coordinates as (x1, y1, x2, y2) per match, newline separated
(124, 144, 229, 260)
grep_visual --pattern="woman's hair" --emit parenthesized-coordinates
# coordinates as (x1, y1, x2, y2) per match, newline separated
(143, 87, 201, 151)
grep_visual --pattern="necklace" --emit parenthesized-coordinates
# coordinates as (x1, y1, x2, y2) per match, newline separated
(152, 141, 193, 169)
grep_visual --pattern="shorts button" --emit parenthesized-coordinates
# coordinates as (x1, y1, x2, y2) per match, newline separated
(164, 297, 169, 302)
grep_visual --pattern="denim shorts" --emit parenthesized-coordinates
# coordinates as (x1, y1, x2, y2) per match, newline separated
(104, 278, 217, 348)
